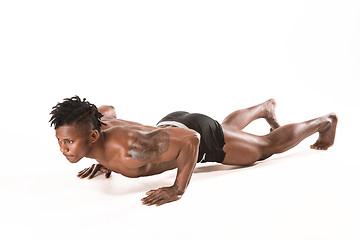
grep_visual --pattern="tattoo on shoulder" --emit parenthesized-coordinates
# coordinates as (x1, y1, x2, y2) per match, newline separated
(129, 130, 170, 162)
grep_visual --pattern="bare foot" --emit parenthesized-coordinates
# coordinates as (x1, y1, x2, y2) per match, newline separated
(263, 99, 281, 132)
(310, 113, 338, 150)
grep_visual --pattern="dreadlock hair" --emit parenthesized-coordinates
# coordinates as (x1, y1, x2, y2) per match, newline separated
(49, 96, 106, 132)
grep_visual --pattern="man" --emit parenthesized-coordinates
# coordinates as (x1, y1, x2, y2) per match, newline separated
(50, 96, 337, 206)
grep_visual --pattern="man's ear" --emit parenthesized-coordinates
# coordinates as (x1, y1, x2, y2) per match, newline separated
(89, 130, 100, 144)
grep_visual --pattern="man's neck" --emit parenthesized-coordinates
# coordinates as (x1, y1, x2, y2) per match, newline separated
(85, 133, 106, 161)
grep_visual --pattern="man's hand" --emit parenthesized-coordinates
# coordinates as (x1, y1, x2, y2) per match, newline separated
(77, 164, 112, 179)
(141, 133, 199, 206)
(141, 186, 182, 206)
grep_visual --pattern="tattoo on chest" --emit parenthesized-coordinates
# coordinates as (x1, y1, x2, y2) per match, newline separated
(129, 130, 170, 162)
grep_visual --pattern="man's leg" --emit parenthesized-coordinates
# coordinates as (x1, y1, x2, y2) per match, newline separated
(222, 99, 280, 132)
(222, 113, 337, 165)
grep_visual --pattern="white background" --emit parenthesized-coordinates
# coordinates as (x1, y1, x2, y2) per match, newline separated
(0, 1, 359, 239)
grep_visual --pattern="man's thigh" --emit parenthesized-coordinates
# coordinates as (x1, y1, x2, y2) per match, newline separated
(222, 128, 267, 165)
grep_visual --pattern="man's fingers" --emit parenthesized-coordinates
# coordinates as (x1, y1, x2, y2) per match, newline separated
(155, 199, 167, 207)
(100, 165, 112, 178)
(105, 171, 112, 178)
(141, 187, 183, 206)
(141, 193, 156, 205)
(78, 168, 90, 178)
(88, 164, 101, 179)
(143, 194, 170, 206)
(99, 166, 108, 174)
(146, 190, 156, 195)
(77, 168, 88, 177)
(79, 164, 96, 178)
(142, 190, 158, 201)
(142, 190, 165, 206)
(142, 196, 161, 206)
(78, 164, 111, 179)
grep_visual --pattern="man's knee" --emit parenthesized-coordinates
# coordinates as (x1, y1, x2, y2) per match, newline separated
(257, 136, 277, 160)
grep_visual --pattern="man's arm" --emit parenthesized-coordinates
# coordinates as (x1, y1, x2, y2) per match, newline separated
(141, 134, 200, 206)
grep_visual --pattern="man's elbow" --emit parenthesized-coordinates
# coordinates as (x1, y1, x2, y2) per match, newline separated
(186, 134, 200, 159)
(189, 132, 200, 148)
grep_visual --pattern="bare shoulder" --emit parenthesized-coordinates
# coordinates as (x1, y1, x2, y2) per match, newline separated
(101, 118, 151, 130)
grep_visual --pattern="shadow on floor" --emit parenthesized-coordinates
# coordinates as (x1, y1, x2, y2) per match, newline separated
(98, 149, 320, 196)
(193, 163, 253, 174)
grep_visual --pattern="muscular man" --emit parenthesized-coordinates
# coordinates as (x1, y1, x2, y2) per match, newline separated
(50, 96, 337, 206)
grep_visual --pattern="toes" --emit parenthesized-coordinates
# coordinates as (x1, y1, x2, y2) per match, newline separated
(267, 98, 276, 107)
(310, 144, 329, 150)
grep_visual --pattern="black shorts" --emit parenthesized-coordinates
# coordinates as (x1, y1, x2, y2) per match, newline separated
(157, 111, 226, 163)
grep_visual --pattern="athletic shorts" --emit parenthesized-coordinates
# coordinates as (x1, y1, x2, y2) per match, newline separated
(157, 111, 226, 163)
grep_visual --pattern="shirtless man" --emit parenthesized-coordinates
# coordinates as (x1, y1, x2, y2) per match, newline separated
(50, 96, 337, 206)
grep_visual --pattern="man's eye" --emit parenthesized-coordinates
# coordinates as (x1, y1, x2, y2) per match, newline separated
(68, 140, 73, 144)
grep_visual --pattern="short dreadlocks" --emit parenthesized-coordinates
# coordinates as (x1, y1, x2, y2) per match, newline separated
(49, 96, 106, 132)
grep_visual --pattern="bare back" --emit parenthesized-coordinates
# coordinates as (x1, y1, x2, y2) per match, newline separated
(97, 119, 199, 178)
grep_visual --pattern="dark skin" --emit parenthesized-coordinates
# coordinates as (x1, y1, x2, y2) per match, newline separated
(55, 100, 338, 206)
(56, 115, 200, 206)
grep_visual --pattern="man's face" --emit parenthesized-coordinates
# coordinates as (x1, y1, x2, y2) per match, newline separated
(55, 124, 92, 163)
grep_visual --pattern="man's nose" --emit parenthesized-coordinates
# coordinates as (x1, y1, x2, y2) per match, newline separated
(60, 143, 69, 154)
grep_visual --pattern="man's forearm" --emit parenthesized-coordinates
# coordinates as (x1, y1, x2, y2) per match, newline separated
(173, 137, 200, 194)
(141, 135, 200, 206)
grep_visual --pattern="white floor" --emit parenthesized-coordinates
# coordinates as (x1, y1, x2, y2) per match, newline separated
(1, 1, 359, 239)
(1, 110, 359, 240)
